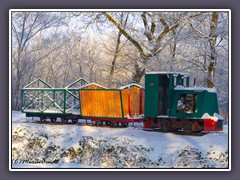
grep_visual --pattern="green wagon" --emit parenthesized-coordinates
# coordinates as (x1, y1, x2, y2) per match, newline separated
(21, 78, 88, 123)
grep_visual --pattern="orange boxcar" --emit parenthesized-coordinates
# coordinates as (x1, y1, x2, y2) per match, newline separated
(79, 84, 144, 119)
(79, 89, 123, 118)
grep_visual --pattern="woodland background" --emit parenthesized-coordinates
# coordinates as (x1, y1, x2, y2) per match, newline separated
(11, 11, 229, 119)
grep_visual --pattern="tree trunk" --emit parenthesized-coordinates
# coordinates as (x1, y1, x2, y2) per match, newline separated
(131, 60, 146, 83)
(170, 30, 177, 71)
(108, 13, 128, 87)
(13, 70, 22, 110)
(109, 31, 122, 85)
(207, 12, 219, 88)
(132, 69, 145, 83)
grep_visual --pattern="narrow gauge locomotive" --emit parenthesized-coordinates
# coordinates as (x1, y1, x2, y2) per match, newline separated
(21, 72, 224, 133)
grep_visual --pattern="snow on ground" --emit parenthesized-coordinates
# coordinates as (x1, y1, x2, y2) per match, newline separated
(10, 111, 229, 170)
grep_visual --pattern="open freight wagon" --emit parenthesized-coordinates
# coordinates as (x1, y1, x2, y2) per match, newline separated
(21, 79, 144, 126)
(79, 84, 144, 126)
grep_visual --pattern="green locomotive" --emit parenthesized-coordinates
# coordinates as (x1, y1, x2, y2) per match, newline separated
(143, 72, 224, 132)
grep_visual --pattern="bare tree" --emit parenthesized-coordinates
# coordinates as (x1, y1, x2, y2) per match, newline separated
(102, 12, 202, 83)
(11, 12, 67, 109)
(187, 12, 223, 88)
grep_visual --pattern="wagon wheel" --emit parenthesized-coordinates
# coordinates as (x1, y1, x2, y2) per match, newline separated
(94, 121, 103, 126)
(50, 117, 57, 122)
(61, 117, 68, 123)
(121, 122, 129, 127)
(105, 121, 110, 126)
(71, 119, 78, 124)
(159, 119, 171, 132)
(110, 122, 119, 127)
(40, 117, 47, 122)
(183, 121, 193, 133)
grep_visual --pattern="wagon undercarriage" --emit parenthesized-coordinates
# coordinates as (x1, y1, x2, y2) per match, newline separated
(26, 112, 144, 127)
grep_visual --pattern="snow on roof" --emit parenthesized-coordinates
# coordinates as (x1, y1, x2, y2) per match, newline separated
(146, 71, 189, 76)
(174, 85, 217, 93)
(119, 83, 143, 90)
(79, 83, 107, 89)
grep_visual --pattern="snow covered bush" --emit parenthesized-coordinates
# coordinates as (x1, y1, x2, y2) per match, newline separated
(12, 127, 155, 168)
(60, 136, 153, 168)
(11, 112, 229, 169)
(174, 146, 228, 168)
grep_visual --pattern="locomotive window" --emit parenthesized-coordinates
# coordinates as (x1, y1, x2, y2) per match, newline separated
(183, 77, 187, 87)
(173, 76, 177, 86)
(177, 94, 198, 114)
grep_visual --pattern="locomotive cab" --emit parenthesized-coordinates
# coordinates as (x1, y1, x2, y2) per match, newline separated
(143, 72, 224, 133)
(144, 72, 189, 118)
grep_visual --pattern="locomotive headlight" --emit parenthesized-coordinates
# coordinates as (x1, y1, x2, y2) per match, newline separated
(212, 121, 217, 126)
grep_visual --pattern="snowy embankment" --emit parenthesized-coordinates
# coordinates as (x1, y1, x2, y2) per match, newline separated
(11, 111, 229, 169)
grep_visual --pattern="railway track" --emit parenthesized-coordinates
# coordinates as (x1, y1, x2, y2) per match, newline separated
(27, 120, 207, 136)
(28, 120, 135, 128)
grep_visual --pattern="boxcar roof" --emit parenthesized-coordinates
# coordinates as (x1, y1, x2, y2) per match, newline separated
(119, 83, 143, 90)
(79, 82, 107, 89)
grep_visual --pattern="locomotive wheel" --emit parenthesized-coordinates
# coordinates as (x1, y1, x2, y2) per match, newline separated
(160, 119, 171, 132)
(71, 119, 78, 124)
(40, 117, 47, 122)
(183, 121, 193, 133)
(50, 117, 57, 122)
(61, 117, 68, 123)
(121, 122, 129, 127)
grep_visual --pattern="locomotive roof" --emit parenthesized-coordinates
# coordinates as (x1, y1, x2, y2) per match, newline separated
(146, 71, 189, 76)
(174, 85, 217, 93)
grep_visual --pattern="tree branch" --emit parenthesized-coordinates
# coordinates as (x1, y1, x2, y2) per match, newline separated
(102, 12, 147, 58)
(141, 12, 154, 41)
(150, 14, 156, 34)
